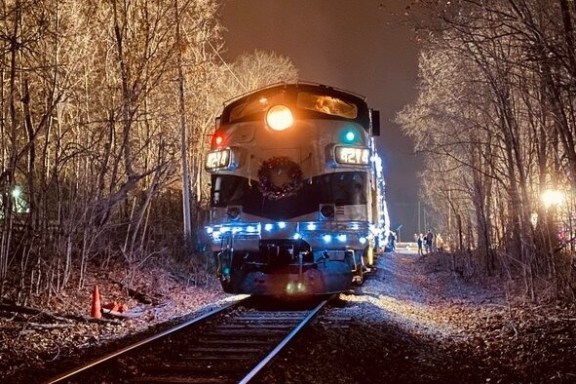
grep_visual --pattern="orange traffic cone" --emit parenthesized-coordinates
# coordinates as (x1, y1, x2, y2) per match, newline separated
(91, 285, 102, 319)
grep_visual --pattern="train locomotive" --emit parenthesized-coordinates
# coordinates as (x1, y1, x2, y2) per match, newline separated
(204, 82, 386, 296)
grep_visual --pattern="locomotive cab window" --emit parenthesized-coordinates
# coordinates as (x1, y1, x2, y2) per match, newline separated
(229, 92, 289, 123)
(297, 92, 358, 119)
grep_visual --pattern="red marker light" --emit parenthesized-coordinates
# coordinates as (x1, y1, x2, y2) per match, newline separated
(212, 132, 224, 148)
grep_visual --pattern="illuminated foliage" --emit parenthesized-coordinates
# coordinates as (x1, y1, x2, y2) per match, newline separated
(0, 0, 298, 300)
(399, 0, 576, 299)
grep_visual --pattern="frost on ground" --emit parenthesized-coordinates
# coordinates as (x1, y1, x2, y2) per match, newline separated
(348, 247, 505, 338)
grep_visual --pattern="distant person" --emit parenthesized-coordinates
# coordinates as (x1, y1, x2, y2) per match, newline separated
(417, 234, 424, 256)
(389, 232, 396, 251)
(436, 233, 444, 252)
(425, 229, 434, 253)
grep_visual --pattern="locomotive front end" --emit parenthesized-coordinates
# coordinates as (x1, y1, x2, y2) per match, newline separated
(204, 83, 384, 296)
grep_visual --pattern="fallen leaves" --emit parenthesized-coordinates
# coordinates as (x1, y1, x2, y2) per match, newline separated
(0, 266, 228, 383)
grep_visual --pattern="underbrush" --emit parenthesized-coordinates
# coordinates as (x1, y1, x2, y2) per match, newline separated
(0, 249, 220, 316)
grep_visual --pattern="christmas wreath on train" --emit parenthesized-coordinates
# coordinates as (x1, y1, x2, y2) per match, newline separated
(257, 156, 303, 200)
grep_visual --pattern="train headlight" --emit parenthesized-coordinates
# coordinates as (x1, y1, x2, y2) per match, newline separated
(266, 105, 293, 131)
(334, 146, 369, 166)
(205, 148, 231, 170)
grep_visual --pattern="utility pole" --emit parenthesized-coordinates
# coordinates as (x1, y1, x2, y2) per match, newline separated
(175, 0, 192, 254)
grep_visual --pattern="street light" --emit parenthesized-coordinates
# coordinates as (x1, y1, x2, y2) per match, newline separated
(540, 188, 568, 249)
(541, 189, 565, 209)
(11, 186, 22, 199)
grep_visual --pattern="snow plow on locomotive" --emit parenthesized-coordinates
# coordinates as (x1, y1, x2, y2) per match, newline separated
(203, 82, 387, 296)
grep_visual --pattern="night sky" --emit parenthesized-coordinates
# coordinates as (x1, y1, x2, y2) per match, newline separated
(220, 0, 423, 240)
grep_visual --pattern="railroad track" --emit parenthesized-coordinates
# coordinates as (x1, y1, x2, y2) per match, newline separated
(45, 296, 332, 384)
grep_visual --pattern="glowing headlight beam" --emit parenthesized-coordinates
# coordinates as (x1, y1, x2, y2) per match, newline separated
(266, 105, 294, 131)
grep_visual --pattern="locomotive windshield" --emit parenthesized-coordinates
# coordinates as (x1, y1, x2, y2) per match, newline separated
(229, 91, 287, 123)
(224, 84, 368, 127)
(296, 92, 358, 119)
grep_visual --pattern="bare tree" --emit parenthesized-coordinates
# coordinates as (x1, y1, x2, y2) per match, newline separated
(400, 0, 576, 299)
(0, 0, 306, 304)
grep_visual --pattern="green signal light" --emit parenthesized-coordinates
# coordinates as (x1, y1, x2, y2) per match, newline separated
(341, 128, 358, 143)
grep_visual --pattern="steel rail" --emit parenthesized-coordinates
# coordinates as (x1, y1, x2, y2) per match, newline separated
(44, 298, 244, 384)
(238, 295, 333, 383)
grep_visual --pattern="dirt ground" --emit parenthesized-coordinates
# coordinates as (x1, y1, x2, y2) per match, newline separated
(255, 245, 576, 383)
(1, 245, 576, 383)
(0, 266, 230, 383)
